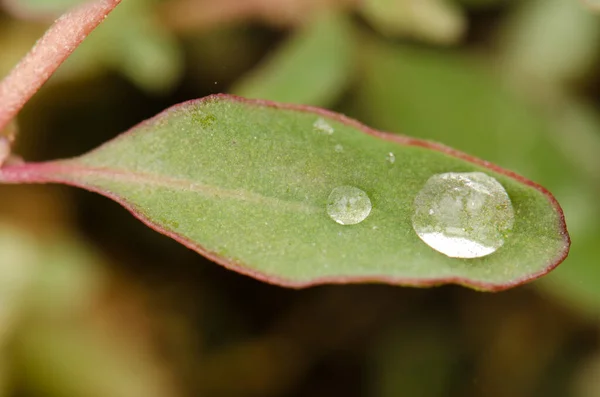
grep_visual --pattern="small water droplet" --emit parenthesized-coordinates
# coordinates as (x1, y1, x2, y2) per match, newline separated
(327, 186, 372, 225)
(386, 152, 395, 164)
(334, 144, 344, 153)
(412, 172, 514, 258)
(313, 117, 334, 135)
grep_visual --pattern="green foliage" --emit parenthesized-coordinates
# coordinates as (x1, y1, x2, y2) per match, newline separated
(13, 0, 184, 94)
(3, 0, 600, 395)
(232, 12, 355, 106)
(499, 0, 600, 84)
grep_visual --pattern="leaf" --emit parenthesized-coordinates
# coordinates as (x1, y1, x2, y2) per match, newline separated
(231, 12, 355, 106)
(97, 0, 183, 94)
(498, 0, 600, 84)
(55, 0, 183, 93)
(0, 95, 569, 291)
(358, 0, 465, 44)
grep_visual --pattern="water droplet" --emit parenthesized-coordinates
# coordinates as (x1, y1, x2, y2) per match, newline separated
(313, 117, 334, 135)
(334, 144, 344, 153)
(327, 186, 372, 225)
(412, 172, 514, 258)
(386, 152, 395, 164)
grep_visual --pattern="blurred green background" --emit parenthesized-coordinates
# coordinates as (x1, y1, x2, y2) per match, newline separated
(1, 0, 600, 396)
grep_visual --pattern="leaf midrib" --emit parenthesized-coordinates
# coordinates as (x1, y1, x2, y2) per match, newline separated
(57, 161, 320, 213)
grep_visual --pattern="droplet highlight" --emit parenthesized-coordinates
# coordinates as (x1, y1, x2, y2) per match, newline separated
(412, 172, 514, 258)
(327, 186, 372, 225)
(313, 117, 334, 135)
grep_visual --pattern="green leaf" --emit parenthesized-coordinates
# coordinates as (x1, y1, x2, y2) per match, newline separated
(57, 0, 184, 93)
(0, 95, 569, 290)
(498, 0, 600, 84)
(359, 0, 466, 44)
(231, 12, 355, 106)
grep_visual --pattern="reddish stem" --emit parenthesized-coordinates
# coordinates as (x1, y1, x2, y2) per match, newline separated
(0, 0, 122, 132)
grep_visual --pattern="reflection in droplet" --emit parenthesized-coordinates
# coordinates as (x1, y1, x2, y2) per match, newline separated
(334, 144, 344, 153)
(412, 172, 514, 258)
(327, 186, 372, 225)
(313, 117, 334, 135)
(386, 152, 395, 164)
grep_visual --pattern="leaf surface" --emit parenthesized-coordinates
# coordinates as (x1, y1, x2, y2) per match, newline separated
(0, 95, 570, 290)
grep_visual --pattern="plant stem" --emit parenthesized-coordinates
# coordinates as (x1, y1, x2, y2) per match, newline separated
(0, 0, 122, 133)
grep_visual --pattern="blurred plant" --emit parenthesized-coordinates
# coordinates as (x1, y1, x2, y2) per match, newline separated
(2, 0, 600, 396)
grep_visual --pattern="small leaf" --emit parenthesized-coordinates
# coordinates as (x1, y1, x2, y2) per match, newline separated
(54, 0, 183, 93)
(499, 0, 600, 84)
(232, 12, 355, 106)
(359, 0, 466, 44)
(0, 95, 569, 290)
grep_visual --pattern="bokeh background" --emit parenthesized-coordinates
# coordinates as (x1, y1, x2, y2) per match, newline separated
(1, 0, 600, 396)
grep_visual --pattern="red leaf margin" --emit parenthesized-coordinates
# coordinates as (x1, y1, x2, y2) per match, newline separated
(0, 94, 571, 291)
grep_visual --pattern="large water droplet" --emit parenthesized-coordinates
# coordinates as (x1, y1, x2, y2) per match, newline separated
(327, 186, 372, 225)
(313, 117, 334, 135)
(412, 172, 514, 258)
